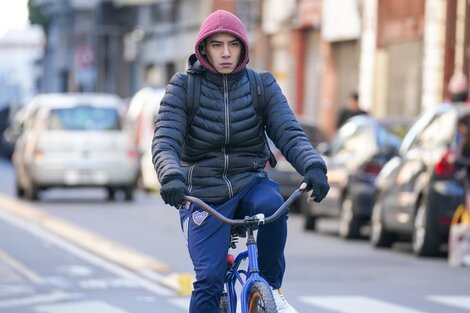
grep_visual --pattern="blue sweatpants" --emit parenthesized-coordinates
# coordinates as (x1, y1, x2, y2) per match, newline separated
(179, 177, 287, 313)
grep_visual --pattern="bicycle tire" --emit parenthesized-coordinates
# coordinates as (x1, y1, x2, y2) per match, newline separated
(247, 282, 277, 313)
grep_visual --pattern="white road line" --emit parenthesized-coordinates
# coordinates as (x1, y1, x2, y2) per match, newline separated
(428, 295, 470, 310)
(0, 209, 175, 297)
(0, 291, 69, 309)
(299, 296, 427, 313)
(35, 300, 130, 313)
(0, 248, 44, 285)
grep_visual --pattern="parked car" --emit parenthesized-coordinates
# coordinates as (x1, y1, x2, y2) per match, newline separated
(126, 86, 165, 192)
(265, 121, 328, 213)
(302, 115, 409, 239)
(0, 104, 13, 159)
(13, 93, 139, 201)
(370, 102, 470, 256)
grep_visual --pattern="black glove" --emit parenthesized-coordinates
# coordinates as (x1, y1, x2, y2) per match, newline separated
(303, 167, 330, 203)
(160, 178, 189, 208)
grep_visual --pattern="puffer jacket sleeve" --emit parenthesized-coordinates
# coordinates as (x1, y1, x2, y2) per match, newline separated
(261, 72, 327, 175)
(152, 72, 188, 185)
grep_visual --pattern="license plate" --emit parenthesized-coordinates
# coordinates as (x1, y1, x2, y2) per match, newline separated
(64, 170, 108, 185)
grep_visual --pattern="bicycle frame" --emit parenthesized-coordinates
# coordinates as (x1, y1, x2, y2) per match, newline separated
(226, 225, 273, 312)
(184, 187, 305, 313)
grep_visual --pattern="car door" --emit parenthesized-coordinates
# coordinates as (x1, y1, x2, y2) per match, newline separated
(378, 108, 436, 231)
(382, 106, 456, 232)
(320, 117, 376, 215)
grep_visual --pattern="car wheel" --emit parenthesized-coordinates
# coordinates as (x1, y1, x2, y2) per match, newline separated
(16, 183, 25, 198)
(303, 212, 317, 231)
(107, 188, 116, 201)
(123, 187, 134, 202)
(25, 184, 39, 201)
(370, 200, 395, 247)
(338, 193, 362, 239)
(412, 200, 440, 256)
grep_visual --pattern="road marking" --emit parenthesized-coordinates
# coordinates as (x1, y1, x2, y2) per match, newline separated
(0, 291, 69, 309)
(0, 194, 169, 272)
(140, 270, 195, 298)
(35, 300, 130, 313)
(428, 295, 470, 310)
(0, 248, 44, 285)
(0, 208, 175, 297)
(299, 296, 426, 313)
(168, 298, 189, 310)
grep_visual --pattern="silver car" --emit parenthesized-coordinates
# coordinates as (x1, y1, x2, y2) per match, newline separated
(126, 86, 165, 192)
(13, 93, 139, 201)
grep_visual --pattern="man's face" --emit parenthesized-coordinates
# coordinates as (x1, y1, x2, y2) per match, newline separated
(203, 33, 242, 74)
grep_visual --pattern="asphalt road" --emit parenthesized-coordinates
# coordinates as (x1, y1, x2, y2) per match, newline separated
(0, 158, 469, 313)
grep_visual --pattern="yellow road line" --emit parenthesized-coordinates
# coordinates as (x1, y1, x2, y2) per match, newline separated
(0, 194, 169, 273)
(0, 248, 44, 285)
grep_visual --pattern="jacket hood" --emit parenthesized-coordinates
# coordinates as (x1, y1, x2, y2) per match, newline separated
(195, 10, 249, 73)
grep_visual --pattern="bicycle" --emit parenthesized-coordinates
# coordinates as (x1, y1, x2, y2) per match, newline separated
(184, 187, 305, 313)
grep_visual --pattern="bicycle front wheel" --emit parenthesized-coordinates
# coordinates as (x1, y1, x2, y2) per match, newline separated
(247, 282, 277, 313)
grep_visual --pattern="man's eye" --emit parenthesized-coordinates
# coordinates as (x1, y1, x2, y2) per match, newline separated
(231, 42, 240, 47)
(212, 43, 221, 48)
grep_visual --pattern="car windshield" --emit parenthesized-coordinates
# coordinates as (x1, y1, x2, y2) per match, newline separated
(47, 105, 121, 130)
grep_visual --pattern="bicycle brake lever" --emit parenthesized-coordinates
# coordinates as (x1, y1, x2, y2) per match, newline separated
(255, 213, 265, 224)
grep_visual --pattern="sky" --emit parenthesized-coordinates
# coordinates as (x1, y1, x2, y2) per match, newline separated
(0, 0, 29, 37)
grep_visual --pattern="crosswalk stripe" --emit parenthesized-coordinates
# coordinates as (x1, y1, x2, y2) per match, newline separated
(35, 300, 130, 313)
(428, 296, 470, 310)
(298, 296, 426, 313)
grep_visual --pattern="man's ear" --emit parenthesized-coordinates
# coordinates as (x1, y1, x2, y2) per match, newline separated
(201, 46, 206, 55)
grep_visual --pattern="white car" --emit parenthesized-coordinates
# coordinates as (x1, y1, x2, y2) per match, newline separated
(127, 86, 165, 192)
(13, 93, 140, 201)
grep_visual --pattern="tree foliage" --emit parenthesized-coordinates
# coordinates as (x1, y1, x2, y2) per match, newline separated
(28, 0, 49, 32)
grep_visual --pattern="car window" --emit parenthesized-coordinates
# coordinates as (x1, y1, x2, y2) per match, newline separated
(330, 121, 375, 159)
(377, 126, 400, 150)
(399, 107, 439, 155)
(47, 105, 121, 131)
(413, 110, 456, 150)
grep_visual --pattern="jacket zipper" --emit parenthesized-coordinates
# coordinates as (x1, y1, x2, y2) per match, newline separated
(223, 75, 233, 198)
(188, 163, 196, 193)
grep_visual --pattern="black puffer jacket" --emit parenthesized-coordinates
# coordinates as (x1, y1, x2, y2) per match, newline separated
(152, 57, 326, 204)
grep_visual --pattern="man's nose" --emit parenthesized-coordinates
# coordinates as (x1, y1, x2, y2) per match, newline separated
(222, 44, 231, 57)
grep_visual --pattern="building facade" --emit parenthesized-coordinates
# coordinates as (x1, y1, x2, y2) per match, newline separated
(31, 0, 470, 136)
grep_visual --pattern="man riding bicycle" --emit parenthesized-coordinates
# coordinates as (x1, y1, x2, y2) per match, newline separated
(152, 9, 329, 313)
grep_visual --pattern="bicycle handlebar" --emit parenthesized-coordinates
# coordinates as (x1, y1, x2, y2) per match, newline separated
(183, 188, 306, 226)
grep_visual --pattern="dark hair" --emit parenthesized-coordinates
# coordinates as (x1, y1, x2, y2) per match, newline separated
(350, 92, 359, 101)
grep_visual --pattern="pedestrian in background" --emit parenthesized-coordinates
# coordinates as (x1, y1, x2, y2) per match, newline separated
(152, 9, 329, 313)
(336, 91, 367, 129)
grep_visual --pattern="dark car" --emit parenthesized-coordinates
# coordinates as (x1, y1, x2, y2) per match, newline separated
(266, 122, 328, 212)
(302, 115, 408, 239)
(370, 103, 470, 257)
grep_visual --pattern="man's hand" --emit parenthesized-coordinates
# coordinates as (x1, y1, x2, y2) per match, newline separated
(160, 178, 189, 208)
(302, 167, 330, 203)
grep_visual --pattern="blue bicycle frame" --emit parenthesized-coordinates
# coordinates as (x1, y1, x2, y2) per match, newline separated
(225, 226, 273, 312)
